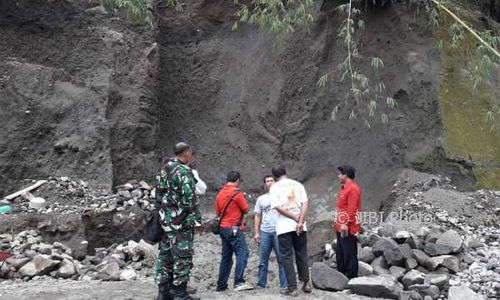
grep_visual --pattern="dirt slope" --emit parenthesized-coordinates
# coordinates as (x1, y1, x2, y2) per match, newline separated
(0, 0, 491, 213)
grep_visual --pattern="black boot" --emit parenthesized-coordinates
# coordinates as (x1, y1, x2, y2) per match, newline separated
(158, 282, 173, 300)
(170, 283, 200, 300)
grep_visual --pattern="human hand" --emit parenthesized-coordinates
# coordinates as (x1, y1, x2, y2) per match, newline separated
(254, 233, 261, 244)
(340, 224, 348, 238)
(296, 222, 304, 235)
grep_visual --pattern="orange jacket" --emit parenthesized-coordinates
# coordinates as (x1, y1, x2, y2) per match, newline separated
(334, 179, 362, 235)
(215, 184, 248, 228)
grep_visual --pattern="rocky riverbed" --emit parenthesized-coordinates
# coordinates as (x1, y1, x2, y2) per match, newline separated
(0, 169, 499, 300)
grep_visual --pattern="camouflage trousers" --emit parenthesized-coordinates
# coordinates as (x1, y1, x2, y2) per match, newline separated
(155, 229, 194, 287)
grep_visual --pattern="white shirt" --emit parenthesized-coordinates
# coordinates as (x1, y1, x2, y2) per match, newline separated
(254, 193, 279, 233)
(270, 178, 308, 235)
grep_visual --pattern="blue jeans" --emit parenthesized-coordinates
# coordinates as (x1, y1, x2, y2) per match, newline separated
(216, 227, 249, 291)
(258, 230, 287, 289)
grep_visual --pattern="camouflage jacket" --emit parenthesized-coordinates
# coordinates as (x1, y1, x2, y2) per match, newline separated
(155, 158, 201, 232)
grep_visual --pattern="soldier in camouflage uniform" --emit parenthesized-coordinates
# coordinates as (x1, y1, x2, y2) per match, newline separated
(155, 142, 201, 300)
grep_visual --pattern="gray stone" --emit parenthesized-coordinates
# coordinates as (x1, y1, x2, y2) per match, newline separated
(390, 266, 406, 280)
(400, 244, 413, 259)
(19, 254, 59, 277)
(416, 227, 431, 238)
(6, 257, 31, 270)
(424, 243, 454, 256)
(396, 231, 411, 239)
(311, 262, 349, 291)
(347, 275, 402, 299)
(436, 230, 462, 253)
(378, 224, 398, 238)
(407, 233, 422, 249)
(464, 237, 484, 249)
(98, 260, 120, 277)
(118, 190, 132, 199)
(427, 255, 459, 273)
(358, 261, 373, 277)
(424, 273, 449, 289)
(406, 258, 419, 270)
(120, 269, 137, 281)
(400, 290, 424, 300)
(130, 189, 143, 199)
(412, 249, 431, 267)
(385, 246, 406, 267)
(402, 269, 425, 288)
(33, 243, 53, 255)
(371, 256, 390, 275)
(56, 258, 76, 279)
(408, 284, 440, 299)
(358, 246, 375, 263)
(448, 285, 485, 300)
(373, 237, 399, 256)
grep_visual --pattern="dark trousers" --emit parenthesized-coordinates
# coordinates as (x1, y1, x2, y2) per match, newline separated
(278, 231, 309, 292)
(336, 232, 358, 279)
(216, 227, 249, 291)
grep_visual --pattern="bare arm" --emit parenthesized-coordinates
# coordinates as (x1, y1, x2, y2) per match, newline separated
(254, 213, 262, 233)
(298, 201, 308, 224)
(276, 206, 299, 222)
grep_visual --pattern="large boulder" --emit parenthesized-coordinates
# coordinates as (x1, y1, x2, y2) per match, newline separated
(436, 230, 462, 253)
(371, 256, 390, 275)
(384, 245, 406, 267)
(427, 255, 459, 273)
(19, 254, 59, 277)
(424, 243, 454, 256)
(373, 237, 399, 256)
(358, 246, 376, 263)
(448, 285, 485, 300)
(412, 249, 431, 266)
(347, 275, 402, 299)
(358, 261, 374, 277)
(55, 258, 76, 279)
(389, 266, 406, 280)
(311, 262, 349, 291)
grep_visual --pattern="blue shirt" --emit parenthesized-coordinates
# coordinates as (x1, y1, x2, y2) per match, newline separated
(254, 193, 279, 233)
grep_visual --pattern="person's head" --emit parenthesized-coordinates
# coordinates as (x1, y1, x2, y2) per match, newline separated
(271, 165, 287, 180)
(174, 142, 193, 164)
(263, 175, 275, 191)
(337, 165, 356, 182)
(227, 171, 241, 187)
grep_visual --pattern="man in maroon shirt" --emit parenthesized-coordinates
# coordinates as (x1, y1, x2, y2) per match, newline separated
(333, 165, 362, 279)
(215, 171, 254, 292)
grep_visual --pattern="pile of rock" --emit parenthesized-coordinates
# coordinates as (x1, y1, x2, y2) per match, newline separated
(1, 177, 155, 215)
(313, 223, 493, 299)
(0, 230, 156, 282)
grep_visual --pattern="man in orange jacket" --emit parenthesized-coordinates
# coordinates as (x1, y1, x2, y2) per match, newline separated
(333, 165, 361, 279)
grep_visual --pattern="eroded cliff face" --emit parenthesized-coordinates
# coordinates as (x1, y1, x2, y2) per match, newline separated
(0, 0, 159, 194)
(156, 0, 467, 212)
(1, 0, 497, 213)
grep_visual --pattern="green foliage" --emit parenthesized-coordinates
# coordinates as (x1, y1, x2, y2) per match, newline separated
(234, 0, 315, 47)
(102, 0, 153, 25)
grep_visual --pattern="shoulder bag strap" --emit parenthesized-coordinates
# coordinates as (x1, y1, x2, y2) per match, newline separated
(218, 190, 241, 226)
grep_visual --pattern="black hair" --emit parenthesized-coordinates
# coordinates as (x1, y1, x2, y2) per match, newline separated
(263, 175, 274, 183)
(174, 142, 191, 156)
(227, 171, 241, 183)
(271, 165, 287, 178)
(338, 165, 356, 179)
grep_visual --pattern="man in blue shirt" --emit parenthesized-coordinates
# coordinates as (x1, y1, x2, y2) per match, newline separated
(254, 175, 287, 291)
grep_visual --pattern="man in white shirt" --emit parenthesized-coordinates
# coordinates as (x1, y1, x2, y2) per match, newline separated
(269, 166, 312, 297)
